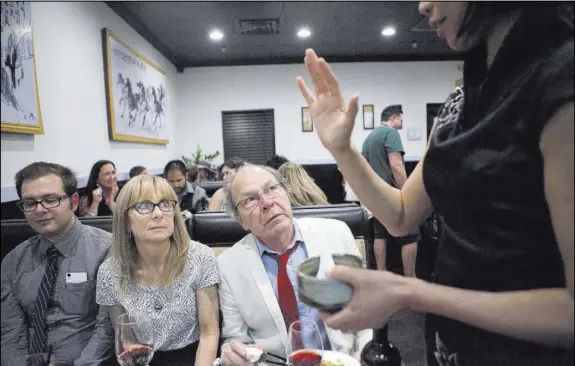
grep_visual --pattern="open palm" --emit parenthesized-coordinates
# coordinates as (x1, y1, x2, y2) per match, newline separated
(296, 49, 359, 152)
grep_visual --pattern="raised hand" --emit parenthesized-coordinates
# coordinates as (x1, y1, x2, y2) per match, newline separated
(92, 186, 103, 205)
(296, 49, 359, 153)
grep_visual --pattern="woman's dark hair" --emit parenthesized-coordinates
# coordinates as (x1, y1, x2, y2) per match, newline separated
(15, 162, 78, 199)
(457, 2, 573, 40)
(163, 160, 187, 177)
(218, 157, 247, 175)
(86, 160, 115, 206)
(129, 166, 146, 178)
(459, 2, 573, 130)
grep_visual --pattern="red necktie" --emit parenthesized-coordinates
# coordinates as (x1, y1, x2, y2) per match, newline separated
(267, 243, 300, 331)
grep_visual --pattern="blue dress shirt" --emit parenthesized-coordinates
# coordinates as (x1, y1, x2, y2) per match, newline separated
(255, 224, 331, 351)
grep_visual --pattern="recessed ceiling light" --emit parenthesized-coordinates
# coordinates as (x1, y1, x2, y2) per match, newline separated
(381, 27, 396, 36)
(209, 29, 224, 41)
(297, 28, 311, 39)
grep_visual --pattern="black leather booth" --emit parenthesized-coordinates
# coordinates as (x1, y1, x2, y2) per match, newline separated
(197, 181, 224, 198)
(1, 204, 369, 262)
(190, 203, 368, 245)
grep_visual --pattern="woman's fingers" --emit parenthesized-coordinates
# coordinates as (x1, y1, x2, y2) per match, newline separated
(305, 49, 329, 95)
(318, 58, 341, 98)
(296, 76, 316, 106)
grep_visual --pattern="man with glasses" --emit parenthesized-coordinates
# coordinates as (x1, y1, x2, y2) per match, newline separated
(216, 164, 372, 366)
(1, 162, 113, 365)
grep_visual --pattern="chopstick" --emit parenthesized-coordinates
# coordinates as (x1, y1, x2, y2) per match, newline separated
(45, 345, 53, 366)
(266, 352, 287, 362)
(265, 360, 286, 366)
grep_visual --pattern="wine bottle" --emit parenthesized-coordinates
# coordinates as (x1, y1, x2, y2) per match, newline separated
(360, 324, 402, 366)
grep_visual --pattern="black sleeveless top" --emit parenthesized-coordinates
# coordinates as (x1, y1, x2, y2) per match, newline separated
(422, 11, 574, 366)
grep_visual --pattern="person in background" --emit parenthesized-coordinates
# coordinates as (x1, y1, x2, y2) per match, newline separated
(217, 165, 371, 366)
(129, 166, 148, 179)
(2, 162, 113, 365)
(296, 2, 573, 365)
(208, 157, 247, 211)
(164, 160, 208, 215)
(79, 160, 121, 217)
(361, 105, 419, 277)
(278, 163, 329, 206)
(264, 154, 290, 170)
(96, 175, 220, 366)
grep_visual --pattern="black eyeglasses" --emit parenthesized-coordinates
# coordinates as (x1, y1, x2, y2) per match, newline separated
(17, 195, 69, 212)
(130, 200, 177, 215)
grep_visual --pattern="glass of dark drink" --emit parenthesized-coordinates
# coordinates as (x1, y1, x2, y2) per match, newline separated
(115, 312, 155, 366)
(288, 320, 324, 366)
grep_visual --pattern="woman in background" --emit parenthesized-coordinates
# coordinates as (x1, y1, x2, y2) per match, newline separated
(96, 175, 220, 366)
(208, 157, 246, 211)
(79, 160, 121, 217)
(278, 163, 329, 206)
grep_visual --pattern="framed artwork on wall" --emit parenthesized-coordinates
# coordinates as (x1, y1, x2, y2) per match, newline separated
(301, 106, 313, 132)
(1, 2, 44, 134)
(102, 28, 169, 144)
(362, 104, 374, 130)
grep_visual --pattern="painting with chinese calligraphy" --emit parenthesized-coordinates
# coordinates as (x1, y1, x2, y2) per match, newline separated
(103, 29, 168, 144)
(1, 1, 43, 134)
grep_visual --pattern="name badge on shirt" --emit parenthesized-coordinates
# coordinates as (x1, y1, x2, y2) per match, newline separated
(66, 272, 87, 283)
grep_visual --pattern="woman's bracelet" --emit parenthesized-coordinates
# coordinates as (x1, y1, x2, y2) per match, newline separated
(86, 212, 97, 217)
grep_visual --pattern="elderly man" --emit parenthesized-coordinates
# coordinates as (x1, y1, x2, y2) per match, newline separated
(1, 162, 113, 365)
(216, 164, 372, 366)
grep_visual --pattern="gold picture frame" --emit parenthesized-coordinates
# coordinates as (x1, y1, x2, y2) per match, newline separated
(1, 2, 44, 134)
(362, 104, 375, 130)
(103, 28, 169, 144)
(301, 107, 313, 132)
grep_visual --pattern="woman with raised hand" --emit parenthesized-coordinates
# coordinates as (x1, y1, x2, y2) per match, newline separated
(297, 2, 573, 365)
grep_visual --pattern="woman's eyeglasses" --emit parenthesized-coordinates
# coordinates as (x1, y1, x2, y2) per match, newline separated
(131, 200, 177, 215)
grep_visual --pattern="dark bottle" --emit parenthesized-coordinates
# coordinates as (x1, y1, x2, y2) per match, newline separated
(360, 324, 402, 366)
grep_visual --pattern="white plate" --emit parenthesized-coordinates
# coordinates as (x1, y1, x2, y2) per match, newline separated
(321, 350, 360, 366)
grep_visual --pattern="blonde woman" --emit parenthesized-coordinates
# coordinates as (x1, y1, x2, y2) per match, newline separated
(96, 175, 219, 366)
(278, 163, 329, 206)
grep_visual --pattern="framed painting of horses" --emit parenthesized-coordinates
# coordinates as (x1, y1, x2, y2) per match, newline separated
(102, 28, 168, 144)
(1, 2, 44, 134)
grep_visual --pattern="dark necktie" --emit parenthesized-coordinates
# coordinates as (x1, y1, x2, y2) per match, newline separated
(29, 246, 59, 355)
(267, 243, 300, 331)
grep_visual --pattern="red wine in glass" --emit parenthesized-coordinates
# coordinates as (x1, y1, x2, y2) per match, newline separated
(289, 350, 322, 366)
(118, 345, 154, 366)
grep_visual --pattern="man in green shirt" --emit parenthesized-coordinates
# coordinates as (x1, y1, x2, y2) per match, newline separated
(361, 105, 419, 276)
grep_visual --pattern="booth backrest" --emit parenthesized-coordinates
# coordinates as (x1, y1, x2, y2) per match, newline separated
(1, 204, 368, 261)
(1, 217, 115, 262)
(191, 203, 368, 245)
(197, 181, 224, 198)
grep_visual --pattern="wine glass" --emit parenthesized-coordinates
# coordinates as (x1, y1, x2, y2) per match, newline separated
(115, 312, 155, 366)
(288, 320, 324, 366)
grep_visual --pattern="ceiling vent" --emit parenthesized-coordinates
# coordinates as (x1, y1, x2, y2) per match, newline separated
(410, 17, 434, 32)
(238, 18, 280, 35)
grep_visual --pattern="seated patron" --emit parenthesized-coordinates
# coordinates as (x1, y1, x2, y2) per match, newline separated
(129, 166, 148, 179)
(96, 175, 220, 366)
(217, 165, 372, 366)
(208, 157, 246, 211)
(164, 160, 209, 215)
(79, 160, 121, 217)
(278, 163, 329, 206)
(1, 162, 113, 365)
